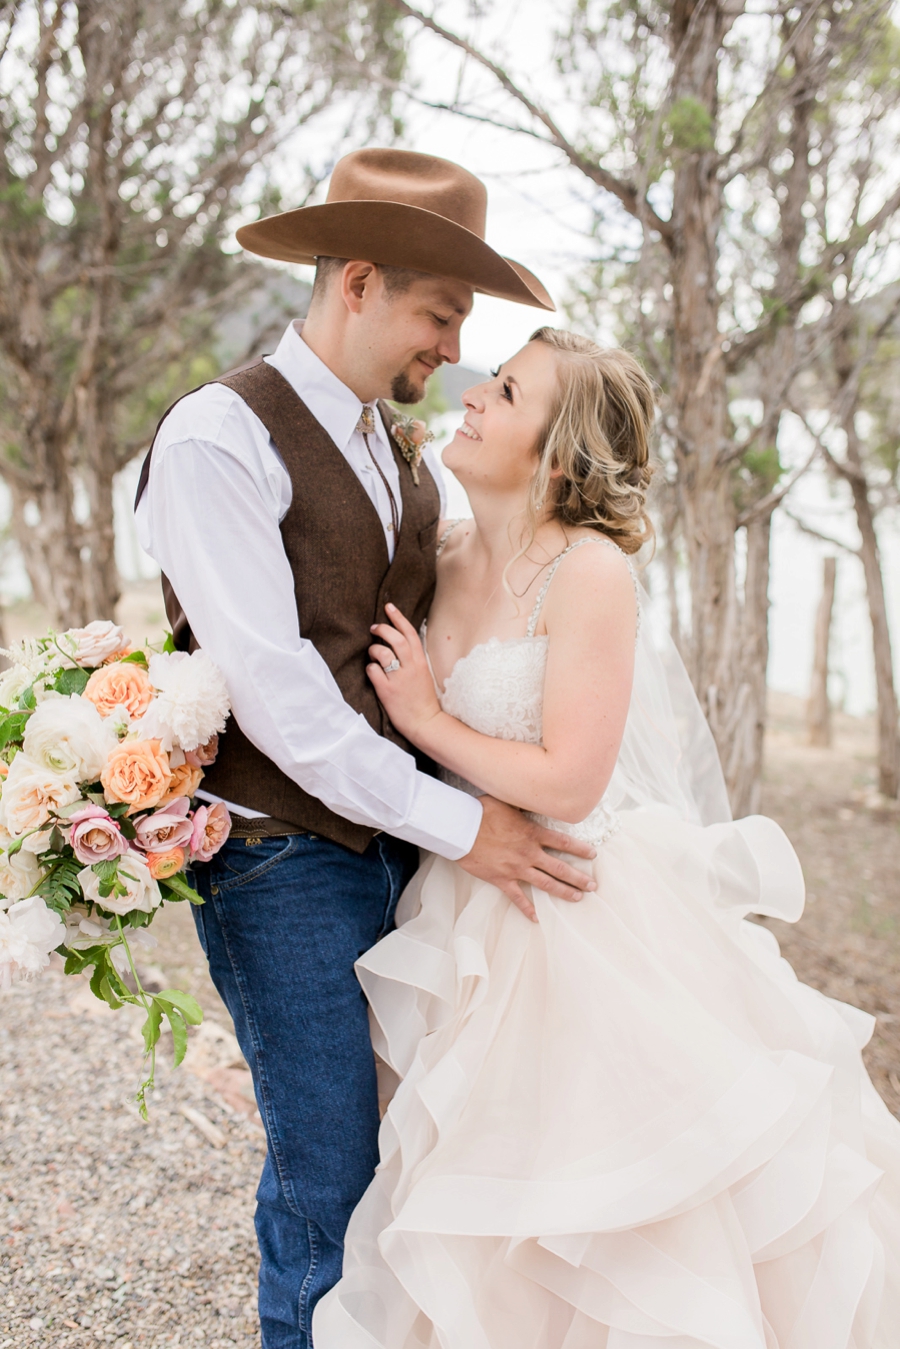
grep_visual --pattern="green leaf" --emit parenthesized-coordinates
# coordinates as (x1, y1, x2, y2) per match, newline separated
(119, 649, 149, 668)
(3, 835, 24, 857)
(64, 948, 95, 976)
(162, 631, 177, 654)
(92, 857, 127, 900)
(98, 973, 124, 1010)
(105, 801, 131, 818)
(156, 989, 203, 1025)
(17, 685, 36, 711)
(54, 667, 90, 696)
(160, 870, 199, 904)
(38, 855, 83, 914)
(164, 1007, 188, 1067)
(141, 1000, 163, 1055)
(89, 960, 107, 1003)
(0, 711, 28, 750)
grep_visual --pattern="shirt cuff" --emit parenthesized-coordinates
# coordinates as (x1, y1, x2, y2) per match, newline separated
(389, 773, 483, 858)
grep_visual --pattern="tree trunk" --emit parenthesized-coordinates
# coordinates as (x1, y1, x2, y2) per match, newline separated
(806, 556, 837, 747)
(9, 478, 88, 628)
(669, 2, 748, 804)
(80, 460, 120, 621)
(711, 517, 771, 818)
(844, 437, 899, 797)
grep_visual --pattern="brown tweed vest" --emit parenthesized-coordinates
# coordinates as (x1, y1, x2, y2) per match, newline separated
(136, 360, 441, 852)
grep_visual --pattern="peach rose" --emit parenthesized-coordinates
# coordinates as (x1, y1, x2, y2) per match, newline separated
(101, 739, 171, 813)
(157, 761, 203, 806)
(190, 802, 231, 862)
(83, 662, 153, 720)
(147, 847, 185, 880)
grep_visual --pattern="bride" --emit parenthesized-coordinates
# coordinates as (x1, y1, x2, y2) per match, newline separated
(313, 327, 900, 1347)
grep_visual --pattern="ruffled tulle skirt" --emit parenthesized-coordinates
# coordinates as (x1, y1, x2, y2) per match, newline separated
(313, 807, 900, 1348)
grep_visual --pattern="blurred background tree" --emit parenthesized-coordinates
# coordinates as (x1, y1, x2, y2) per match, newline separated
(0, 0, 404, 626)
(387, 0, 900, 812)
(1, 0, 899, 815)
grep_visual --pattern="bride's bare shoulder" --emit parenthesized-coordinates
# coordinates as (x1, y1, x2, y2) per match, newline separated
(541, 535, 638, 636)
(436, 517, 475, 568)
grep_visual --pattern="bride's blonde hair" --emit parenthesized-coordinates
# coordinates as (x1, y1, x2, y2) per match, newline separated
(526, 328, 655, 555)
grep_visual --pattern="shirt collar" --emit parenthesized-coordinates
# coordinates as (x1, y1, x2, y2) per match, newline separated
(266, 320, 390, 454)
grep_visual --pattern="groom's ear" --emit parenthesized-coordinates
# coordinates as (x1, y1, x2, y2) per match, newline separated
(341, 261, 379, 313)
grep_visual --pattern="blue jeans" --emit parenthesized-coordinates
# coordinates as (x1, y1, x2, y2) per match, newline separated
(191, 830, 419, 1348)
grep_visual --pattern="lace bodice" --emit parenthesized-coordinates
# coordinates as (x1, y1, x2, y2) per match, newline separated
(428, 530, 635, 847)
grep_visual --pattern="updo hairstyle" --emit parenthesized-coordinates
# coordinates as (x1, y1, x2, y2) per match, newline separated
(527, 328, 655, 555)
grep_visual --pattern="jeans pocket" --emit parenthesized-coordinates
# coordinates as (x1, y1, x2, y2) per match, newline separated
(214, 835, 299, 892)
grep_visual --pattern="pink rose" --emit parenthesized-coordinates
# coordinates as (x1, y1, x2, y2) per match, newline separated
(408, 418, 429, 446)
(189, 802, 231, 862)
(68, 804, 129, 865)
(184, 734, 219, 769)
(133, 797, 194, 853)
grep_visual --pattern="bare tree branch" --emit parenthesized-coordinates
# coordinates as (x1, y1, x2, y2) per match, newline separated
(782, 507, 860, 554)
(389, 0, 675, 244)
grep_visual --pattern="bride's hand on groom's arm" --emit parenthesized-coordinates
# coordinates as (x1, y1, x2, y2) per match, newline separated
(368, 608, 596, 923)
(368, 604, 444, 741)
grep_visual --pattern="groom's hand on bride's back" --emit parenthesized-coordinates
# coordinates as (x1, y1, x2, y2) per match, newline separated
(458, 797, 596, 923)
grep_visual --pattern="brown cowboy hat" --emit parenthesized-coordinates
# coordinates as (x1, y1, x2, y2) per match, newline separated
(235, 148, 554, 311)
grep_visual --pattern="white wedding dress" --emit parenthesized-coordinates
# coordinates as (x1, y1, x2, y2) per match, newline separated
(314, 537, 900, 1348)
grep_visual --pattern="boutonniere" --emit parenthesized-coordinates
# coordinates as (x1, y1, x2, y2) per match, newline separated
(390, 413, 434, 486)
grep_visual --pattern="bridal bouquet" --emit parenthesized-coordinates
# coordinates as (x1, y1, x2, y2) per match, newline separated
(0, 620, 232, 1113)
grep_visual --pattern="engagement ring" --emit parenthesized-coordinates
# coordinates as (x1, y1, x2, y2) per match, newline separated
(384, 659, 401, 674)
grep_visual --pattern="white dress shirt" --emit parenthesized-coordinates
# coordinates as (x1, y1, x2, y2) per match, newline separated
(135, 320, 483, 858)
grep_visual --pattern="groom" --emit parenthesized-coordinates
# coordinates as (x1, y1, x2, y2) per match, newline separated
(135, 148, 595, 1347)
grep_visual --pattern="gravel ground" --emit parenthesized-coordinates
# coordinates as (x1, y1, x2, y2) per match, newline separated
(2, 691, 898, 1347)
(1, 972, 264, 1348)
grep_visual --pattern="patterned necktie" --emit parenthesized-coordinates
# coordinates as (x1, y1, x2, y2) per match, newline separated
(356, 404, 399, 540)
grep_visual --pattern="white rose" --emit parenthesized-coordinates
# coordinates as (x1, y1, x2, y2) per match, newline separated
(59, 621, 127, 667)
(0, 825, 45, 904)
(78, 849, 162, 916)
(0, 895, 64, 988)
(22, 694, 116, 782)
(0, 664, 33, 710)
(146, 650, 230, 752)
(0, 754, 81, 838)
(63, 902, 114, 948)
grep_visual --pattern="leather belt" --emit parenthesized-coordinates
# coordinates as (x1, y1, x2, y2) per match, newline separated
(228, 816, 312, 839)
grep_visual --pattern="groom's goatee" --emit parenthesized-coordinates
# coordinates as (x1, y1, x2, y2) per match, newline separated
(392, 359, 443, 405)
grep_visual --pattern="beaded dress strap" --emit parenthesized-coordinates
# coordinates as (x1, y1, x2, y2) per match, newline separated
(526, 536, 640, 638)
(436, 518, 464, 559)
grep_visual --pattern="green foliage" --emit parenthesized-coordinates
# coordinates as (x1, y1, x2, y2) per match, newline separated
(53, 667, 90, 697)
(160, 871, 203, 905)
(162, 631, 177, 655)
(17, 686, 36, 711)
(63, 920, 205, 1118)
(742, 444, 783, 492)
(92, 858, 129, 903)
(38, 855, 83, 917)
(0, 710, 29, 751)
(663, 97, 714, 155)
